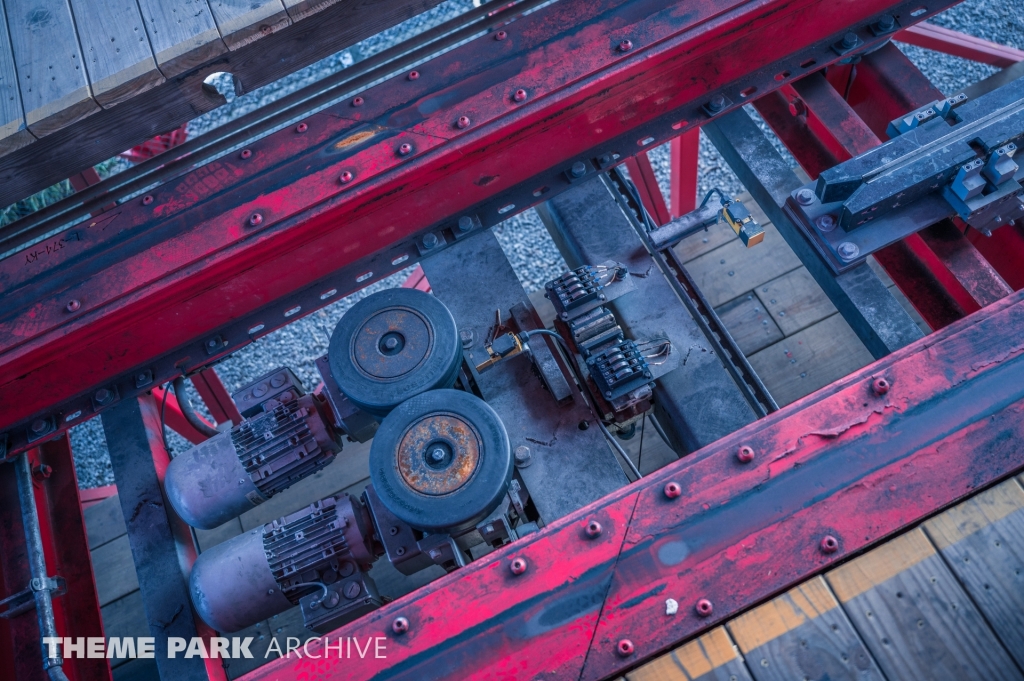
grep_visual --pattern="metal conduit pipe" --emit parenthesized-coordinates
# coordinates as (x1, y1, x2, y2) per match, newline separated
(14, 453, 70, 681)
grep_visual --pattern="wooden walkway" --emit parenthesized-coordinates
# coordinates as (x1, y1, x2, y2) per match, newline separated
(0, 0, 442, 208)
(82, 191, 953, 680)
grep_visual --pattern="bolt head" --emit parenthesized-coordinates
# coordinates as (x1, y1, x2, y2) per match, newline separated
(618, 39, 633, 52)
(249, 212, 263, 226)
(340, 171, 354, 184)
(820, 535, 839, 554)
(617, 639, 635, 656)
(816, 214, 837, 232)
(240, 149, 252, 159)
(510, 557, 528, 575)
(459, 328, 475, 347)
(295, 122, 308, 133)
(737, 445, 755, 464)
(708, 95, 726, 112)
(422, 233, 439, 249)
(514, 445, 532, 466)
(494, 30, 507, 41)
(795, 188, 816, 205)
(343, 582, 361, 599)
(570, 161, 587, 178)
(30, 419, 48, 434)
(872, 377, 890, 395)
(429, 448, 445, 463)
(664, 481, 682, 499)
(837, 241, 860, 261)
(395, 546, 406, 556)
(33, 464, 53, 479)
(352, 96, 364, 107)
(407, 70, 419, 81)
(399, 143, 413, 156)
(513, 88, 527, 102)
(95, 388, 112, 404)
(66, 299, 81, 312)
(392, 616, 409, 634)
(578, 420, 590, 430)
(458, 215, 474, 232)
(457, 115, 471, 129)
(841, 32, 858, 48)
(586, 520, 602, 538)
(696, 598, 714, 617)
(142, 195, 154, 205)
(878, 14, 895, 29)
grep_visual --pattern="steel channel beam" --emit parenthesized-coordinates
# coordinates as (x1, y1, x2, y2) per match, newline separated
(0, 437, 108, 681)
(421, 230, 629, 522)
(538, 175, 758, 454)
(240, 288, 1024, 681)
(703, 109, 924, 358)
(100, 396, 222, 681)
(0, 0, 958, 459)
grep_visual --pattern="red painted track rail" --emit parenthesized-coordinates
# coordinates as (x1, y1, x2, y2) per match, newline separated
(243, 289, 1024, 681)
(0, 0, 957, 459)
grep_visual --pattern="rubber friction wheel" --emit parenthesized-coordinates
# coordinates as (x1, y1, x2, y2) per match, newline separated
(328, 288, 461, 417)
(370, 389, 512, 533)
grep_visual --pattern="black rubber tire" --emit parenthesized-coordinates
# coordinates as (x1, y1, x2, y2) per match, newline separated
(370, 389, 512, 533)
(328, 288, 462, 417)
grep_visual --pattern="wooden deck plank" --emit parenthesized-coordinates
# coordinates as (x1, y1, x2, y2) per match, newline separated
(746, 314, 874, 407)
(101, 590, 148, 668)
(281, 0, 339, 22)
(673, 221, 737, 264)
(727, 576, 884, 681)
(209, 0, 291, 52)
(826, 529, 1023, 681)
(67, 0, 165, 108)
(91, 533, 140, 606)
(112, 657, 159, 681)
(627, 627, 754, 681)
(923, 479, 1024, 669)
(135, 0, 227, 78)
(5, 0, 100, 136)
(754, 268, 836, 337)
(683, 223, 801, 308)
(715, 292, 785, 356)
(83, 492, 127, 550)
(0, 8, 34, 155)
(194, 515, 244, 552)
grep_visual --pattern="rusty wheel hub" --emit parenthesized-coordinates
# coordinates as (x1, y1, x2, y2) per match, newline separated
(396, 413, 480, 496)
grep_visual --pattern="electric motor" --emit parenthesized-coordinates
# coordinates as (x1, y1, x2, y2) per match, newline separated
(328, 288, 462, 417)
(165, 370, 341, 530)
(190, 493, 378, 633)
(369, 389, 513, 533)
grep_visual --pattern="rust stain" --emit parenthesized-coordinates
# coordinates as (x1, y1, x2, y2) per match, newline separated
(332, 128, 382, 152)
(397, 413, 480, 496)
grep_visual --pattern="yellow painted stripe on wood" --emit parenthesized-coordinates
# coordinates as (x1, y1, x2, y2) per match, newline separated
(924, 479, 1024, 551)
(627, 627, 739, 681)
(727, 576, 838, 652)
(826, 528, 935, 603)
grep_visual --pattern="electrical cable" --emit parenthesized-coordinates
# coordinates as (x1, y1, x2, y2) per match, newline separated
(598, 419, 642, 480)
(698, 187, 730, 209)
(159, 383, 170, 455)
(650, 414, 676, 455)
(172, 375, 219, 438)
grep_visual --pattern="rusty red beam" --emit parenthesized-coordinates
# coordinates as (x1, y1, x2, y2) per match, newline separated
(243, 288, 1024, 681)
(670, 128, 700, 217)
(0, 0, 957, 457)
(896, 22, 1024, 68)
(624, 153, 670, 226)
(0, 437, 109, 681)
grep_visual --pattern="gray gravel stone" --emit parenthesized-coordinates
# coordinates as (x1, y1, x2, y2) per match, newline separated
(69, 0, 1024, 487)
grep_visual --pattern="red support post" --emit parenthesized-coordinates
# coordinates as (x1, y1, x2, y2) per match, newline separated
(895, 22, 1024, 68)
(624, 153, 671, 226)
(670, 128, 700, 217)
(190, 368, 242, 426)
(0, 436, 109, 681)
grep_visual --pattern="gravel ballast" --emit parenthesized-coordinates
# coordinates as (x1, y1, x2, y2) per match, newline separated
(70, 0, 1024, 488)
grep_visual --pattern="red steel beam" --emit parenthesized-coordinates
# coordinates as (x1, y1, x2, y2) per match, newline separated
(624, 153, 671, 226)
(0, 0, 957, 457)
(190, 368, 242, 426)
(243, 289, 1024, 681)
(895, 22, 1024, 68)
(0, 437, 109, 681)
(670, 128, 700, 217)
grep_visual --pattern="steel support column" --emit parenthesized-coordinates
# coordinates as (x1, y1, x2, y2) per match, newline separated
(100, 395, 223, 681)
(670, 129, 700, 217)
(421, 231, 628, 521)
(538, 176, 757, 455)
(703, 109, 924, 358)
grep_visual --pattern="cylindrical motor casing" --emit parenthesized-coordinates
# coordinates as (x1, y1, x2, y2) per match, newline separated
(189, 493, 376, 633)
(166, 393, 341, 530)
(165, 430, 260, 530)
(190, 528, 293, 633)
